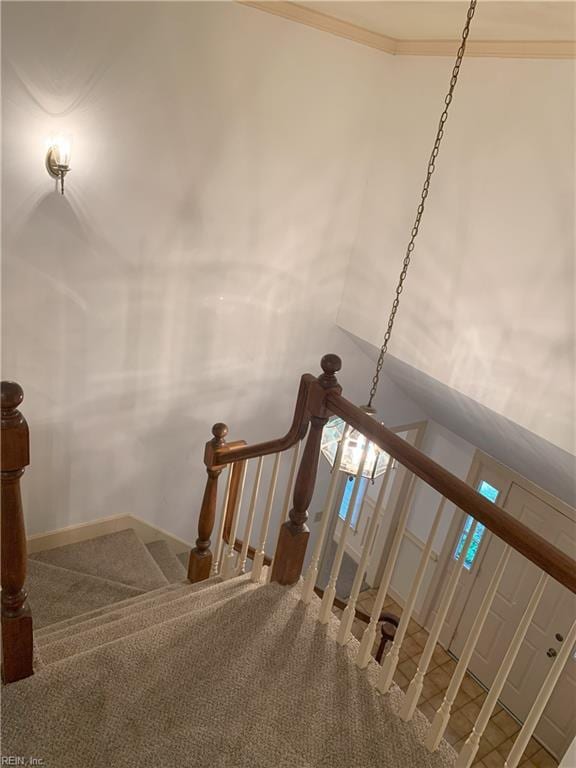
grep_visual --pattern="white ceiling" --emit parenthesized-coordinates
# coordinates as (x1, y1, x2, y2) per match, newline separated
(300, 2, 576, 41)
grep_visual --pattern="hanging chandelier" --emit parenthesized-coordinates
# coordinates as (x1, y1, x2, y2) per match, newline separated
(322, 0, 478, 479)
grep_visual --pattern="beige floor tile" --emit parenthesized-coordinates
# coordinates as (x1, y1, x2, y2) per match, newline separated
(398, 658, 418, 681)
(483, 719, 508, 749)
(524, 739, 544, 759)
(393, 669, 410, 691)
(418, 700, 437, 723)
(530, 749, 559, 768)
(401, 635, 423, 658)
(432, 644, 452, 667)
(453, 688, 474, 711)
(492, 708, 521, 738)
(449, 709, 475, 740)
(460, 698, 484, 724)
(482, 749, 506, 768)
(421, 676, 442, 702)
(496, 738, 515, 759)
(412, 628, 430, 647)
(461, 675, 486, 700)
(427, 664, 454, 692)
(427, 692, 445, 711)
(407, 618, 423, 636)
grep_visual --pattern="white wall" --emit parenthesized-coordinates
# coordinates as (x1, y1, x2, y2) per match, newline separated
(338, 55, 575, 455)
(2, 2, 429, 540)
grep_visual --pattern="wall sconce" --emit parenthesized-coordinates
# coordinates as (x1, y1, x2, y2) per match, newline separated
(46, 136, 71, 195)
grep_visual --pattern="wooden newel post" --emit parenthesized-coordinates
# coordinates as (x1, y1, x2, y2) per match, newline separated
(188, 422, 228, 583)
(271, 354, 342, 586)
(1, 381, 34, 683)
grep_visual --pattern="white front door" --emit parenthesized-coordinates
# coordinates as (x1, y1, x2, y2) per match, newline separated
(448, 483, 576, 760)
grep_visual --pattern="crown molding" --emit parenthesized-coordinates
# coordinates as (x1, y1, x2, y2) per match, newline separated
(240, 1, 576, 60)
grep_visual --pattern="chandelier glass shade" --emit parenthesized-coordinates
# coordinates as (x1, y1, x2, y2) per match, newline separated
(320, 411, 390, 481)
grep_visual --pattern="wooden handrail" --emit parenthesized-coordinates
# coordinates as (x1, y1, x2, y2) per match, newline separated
(211, 373, 315, 467)
(188, 355, 343, 584)
(326, 391, 576, 595)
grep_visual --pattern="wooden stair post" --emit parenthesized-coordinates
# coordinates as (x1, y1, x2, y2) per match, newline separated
(271, 355, 342, 585)
(188, 422, 228, 583)
(1, 381, 34, 683)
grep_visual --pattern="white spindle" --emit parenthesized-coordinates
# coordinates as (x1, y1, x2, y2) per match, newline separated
(337, 459, 394, 645)
(377, 496, 447, 694)
(504, 616, 576, 768)
(238, 456, 264, 575)
(281, 442, 301, 522)
(212, 465, 233, 575)
(356, 474, 417, 669)
(426, 545, 511, 751)
(221, 461, 247, 580)
(251, 452, 281, 583)
(302, 433, 346, 605)
(455, 572, 549, 768)
(318, 444, 369, 624)
(400, 519, 479, 720)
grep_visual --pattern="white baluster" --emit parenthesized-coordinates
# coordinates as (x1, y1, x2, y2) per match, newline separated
(212, 465, 232, 575)
(281, 442, 301, 522)
(356, 474, 417, 669)
(221, 461, 247, 580)
(337, 459, 394, 645)
(426, 545, 511, 751)
(302, 433, 346, 605)
(400, 519, 479, 721)
(238, 456, 264, 575)
(251, 452, 281, 583)
(377, 496, 447, 694)
(456, 572, 548, 768)
(504, 616, 576, 768)
(318, 443, 369, 624)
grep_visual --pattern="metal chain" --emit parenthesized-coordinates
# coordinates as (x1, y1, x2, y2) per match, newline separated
(367, 0, 478, 408)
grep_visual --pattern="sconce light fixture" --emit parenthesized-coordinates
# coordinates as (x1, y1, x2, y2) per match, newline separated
(46, 136, 71, 195)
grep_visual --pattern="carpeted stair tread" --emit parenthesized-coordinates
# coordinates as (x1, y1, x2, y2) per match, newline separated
(26, 560, 145, 630)
(4, 583, 456, 768)
(30, 529, 169, 591)
(145, 540, 187, 583)
(35, 575, 222, 641)
(38, 575, 256, 664)
(37, 576, 227, 650)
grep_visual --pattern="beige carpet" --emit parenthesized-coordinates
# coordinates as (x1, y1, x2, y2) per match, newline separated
(4, 572, 456, 767)
(30, 529, 169, 591)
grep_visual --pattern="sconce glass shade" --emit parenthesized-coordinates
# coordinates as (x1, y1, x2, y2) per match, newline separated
(50, 136, 72, 167)
(320, 413, 390, 480)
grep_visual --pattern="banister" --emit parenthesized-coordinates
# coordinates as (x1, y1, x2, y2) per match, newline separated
(1, 381, 34, 683)
(211, 374, 316, 467)
(326, 391, 576, 594)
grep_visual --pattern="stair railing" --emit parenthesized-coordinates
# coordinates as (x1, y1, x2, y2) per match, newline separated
(188, 354, 343, 585)
(189, 354, 576, 767)
(1, 382, 34, 683)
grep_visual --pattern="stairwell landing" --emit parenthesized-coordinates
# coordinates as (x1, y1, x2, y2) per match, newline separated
(2, 528, 457, 767)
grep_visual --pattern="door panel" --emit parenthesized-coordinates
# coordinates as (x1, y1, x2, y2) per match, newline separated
(449, 483, 576, 759)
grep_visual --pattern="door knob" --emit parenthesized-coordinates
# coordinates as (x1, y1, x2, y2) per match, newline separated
(547, 648, 557, 658)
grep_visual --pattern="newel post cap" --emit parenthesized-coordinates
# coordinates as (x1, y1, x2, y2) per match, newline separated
(1, 381, 24, 413)
(319, 354, 342, 389)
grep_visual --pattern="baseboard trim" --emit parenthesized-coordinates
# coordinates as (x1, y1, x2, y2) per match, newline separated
(27, 515, 194, 557)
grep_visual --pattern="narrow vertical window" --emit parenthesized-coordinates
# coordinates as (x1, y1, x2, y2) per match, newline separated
(338, 475, 368, 529)
(454, 480, 500, 570)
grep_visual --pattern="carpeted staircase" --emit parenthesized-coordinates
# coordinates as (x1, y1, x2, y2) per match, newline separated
(2, 529, 457, 768)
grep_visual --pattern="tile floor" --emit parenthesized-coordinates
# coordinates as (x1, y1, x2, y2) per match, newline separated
(336, 588, 560, 768)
